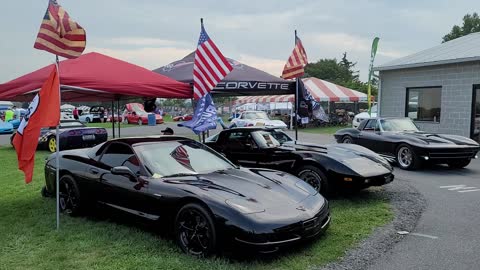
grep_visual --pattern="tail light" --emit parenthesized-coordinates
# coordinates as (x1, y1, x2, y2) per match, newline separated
(68, 130, 83, 136)
(96, 129, 107, 134)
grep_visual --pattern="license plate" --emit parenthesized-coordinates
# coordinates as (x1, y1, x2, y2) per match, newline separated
(82, 134, 95, 141)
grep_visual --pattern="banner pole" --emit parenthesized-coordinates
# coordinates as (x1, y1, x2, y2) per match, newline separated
(117, 99, 121, 137)
(294, 30, 299, 142)
(55, 55, 61, 230)
(111, 100, 115, 138)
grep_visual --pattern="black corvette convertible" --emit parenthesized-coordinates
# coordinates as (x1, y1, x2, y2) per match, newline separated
(11, 120, 107, 153)
(43, 136, 330, 256)
(205, 127, 394, 195)
(334, 117, 480, 170)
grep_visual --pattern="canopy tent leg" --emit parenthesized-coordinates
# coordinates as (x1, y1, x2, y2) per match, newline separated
(55, 56, 61, 230)
(117, 99, 121, 138)
(290, 103, 293, 130)
(111, 100, 115, 138)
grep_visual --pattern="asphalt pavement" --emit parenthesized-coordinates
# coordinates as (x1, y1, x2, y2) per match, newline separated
(365, 159, 480, 270)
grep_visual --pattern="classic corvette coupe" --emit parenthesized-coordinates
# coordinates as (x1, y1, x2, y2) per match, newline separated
(205, 127, 394, 195)
(43, 136, 330, 256)
(11, 120, 107, 152)
(334, 117, 480, 170)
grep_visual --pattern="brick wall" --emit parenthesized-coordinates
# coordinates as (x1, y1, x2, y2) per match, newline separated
(379, 61, 480, 137)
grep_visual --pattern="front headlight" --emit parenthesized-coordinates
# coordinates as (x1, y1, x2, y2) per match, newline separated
(225, 198, 265, 214)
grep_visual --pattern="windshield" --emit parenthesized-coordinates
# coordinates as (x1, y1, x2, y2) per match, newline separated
(266, 130, 293, 144)
(244, 112, 269, 120)
(252, 131, 281, 148)
(381, 118, 419, 132)
(134, 140, 234, 177)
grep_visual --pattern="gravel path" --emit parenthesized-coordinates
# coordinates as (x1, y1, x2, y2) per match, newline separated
(319, 178, 426, 270)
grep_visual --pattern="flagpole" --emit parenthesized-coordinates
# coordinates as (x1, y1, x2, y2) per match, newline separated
(55, 55, 61, 230)
(294, 30, 299, 142)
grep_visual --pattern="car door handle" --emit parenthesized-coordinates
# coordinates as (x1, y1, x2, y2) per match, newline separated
(89, 168, 99, 175)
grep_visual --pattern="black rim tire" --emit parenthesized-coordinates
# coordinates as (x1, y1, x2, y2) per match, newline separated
(342, 135, 353, 144)
(86, 117, 91, 123)
(297, 165, 330, 195)
(175, 203, 216, 257)
(59, 174, 81, 216)
(396, 144, 421, 170)
(448, 159, 471, 169)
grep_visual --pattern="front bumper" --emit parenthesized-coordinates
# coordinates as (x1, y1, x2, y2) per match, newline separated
(337, 172, 394, 189)
(417, 147, 479, 161)
(233, 204, 330, 252)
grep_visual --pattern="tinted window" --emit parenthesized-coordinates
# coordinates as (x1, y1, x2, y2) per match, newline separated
(268, 130, 292, 144)
(100, 143, 139, 173)
(406, 87, 441, 122)
(225, 131, 256, 150)
(363, 119, 377, 130)
(252, 131, 281, 148)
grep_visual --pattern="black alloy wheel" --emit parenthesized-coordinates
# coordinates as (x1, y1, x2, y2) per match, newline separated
(59, 174, 81, 216)
(175, 203, 216, 257)
(342, 135, 353, 144)
(448, 159, 471, 169)
(297, 165, 329, 195)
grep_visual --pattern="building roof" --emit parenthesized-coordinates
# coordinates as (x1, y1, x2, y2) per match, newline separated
(375, 32, 480, 71)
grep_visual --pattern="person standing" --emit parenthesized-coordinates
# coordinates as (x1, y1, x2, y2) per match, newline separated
(99, 107, 105, 123)
(73, 107, 79, 120)
(4, 106, 15, 122)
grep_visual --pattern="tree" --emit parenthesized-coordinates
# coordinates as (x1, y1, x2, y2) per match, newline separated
(442, 12, 480, 42)
(304, 53, 377, 96)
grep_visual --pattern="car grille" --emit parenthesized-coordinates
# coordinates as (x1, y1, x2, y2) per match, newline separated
(428, 148, 478, 159)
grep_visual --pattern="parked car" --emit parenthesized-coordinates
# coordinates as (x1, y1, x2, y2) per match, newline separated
(173, 114, 193, 122)
(230, 111, 287, 129)
(352, 105, 377, 129)
(334, 117, 480, 170)
(79, 106, 104, 123)
(11, 120, 107, 153)
(123, 103, 164, 125)
(42, 136, 330, 256)
(0, 119, 14, 134)
(205, 127, 394, 195)
(107, 114, 123, 123)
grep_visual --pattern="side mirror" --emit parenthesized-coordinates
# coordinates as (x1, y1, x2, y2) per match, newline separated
(111, 166, 137, 182)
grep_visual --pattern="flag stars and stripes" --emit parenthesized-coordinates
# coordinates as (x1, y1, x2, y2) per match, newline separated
(193, 23, 233, 100)
(282, 36, 308, 80)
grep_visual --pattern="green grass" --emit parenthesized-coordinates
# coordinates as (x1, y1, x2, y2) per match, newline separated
(301, 125, 346, 135)
(85, 122, 137, 129)
(0, 146, 392, 270)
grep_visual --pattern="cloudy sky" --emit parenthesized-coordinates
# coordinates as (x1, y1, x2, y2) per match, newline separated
(0, 0, 475, 83)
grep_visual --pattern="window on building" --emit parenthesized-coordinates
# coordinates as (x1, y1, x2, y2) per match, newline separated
(406, 87, 441, 122)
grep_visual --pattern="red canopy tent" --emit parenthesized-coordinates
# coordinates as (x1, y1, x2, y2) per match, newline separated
(0, 52, 192, 102)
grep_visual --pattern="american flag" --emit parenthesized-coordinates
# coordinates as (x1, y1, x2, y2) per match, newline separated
(170, 145, 194, 171)
(34, 0, 86, 59)
(281, 36, 308, 80)
(193, 22, 233, 100)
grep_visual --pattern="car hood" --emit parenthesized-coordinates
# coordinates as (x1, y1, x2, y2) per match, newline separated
(395, 131, 479, 146)
(283, 141, 393, 176)
(0, 122, 13, 128)
(355, 112, 376, 119)
(163, 167, 320, 211)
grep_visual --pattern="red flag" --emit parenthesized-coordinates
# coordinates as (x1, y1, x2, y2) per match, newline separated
(13, 66, 60, 183)
(34, 0, 87, 59)
(281, 36, 308, 80)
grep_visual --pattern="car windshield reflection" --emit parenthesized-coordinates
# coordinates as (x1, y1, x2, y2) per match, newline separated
(134, 140, 234, 177)
(381, 119, 419, 132)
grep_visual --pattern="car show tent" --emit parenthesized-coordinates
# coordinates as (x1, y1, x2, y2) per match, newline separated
(153, 52, 294, 96)
(0, 52, 192, 102)
(234, 77, 367, 104)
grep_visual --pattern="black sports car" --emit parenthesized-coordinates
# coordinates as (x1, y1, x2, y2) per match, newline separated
(334, 117, 480, 170)
(11, 120, 107, 152)
(43, 136, 330, 256)
(205, 127, 394, 195)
